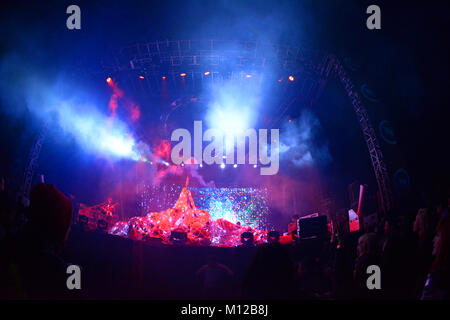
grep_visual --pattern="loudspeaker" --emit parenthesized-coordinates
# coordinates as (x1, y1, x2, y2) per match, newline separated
(267, 231, 280, 243)
(240, 232, 254, 246)
(297, 216, 327, 239)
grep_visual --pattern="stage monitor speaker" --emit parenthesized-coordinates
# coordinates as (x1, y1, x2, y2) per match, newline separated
(170, 231, 187, 244)
(297, 216, 327, 240)
(240, 231, 254, 246)
(267, 231, 280, 243)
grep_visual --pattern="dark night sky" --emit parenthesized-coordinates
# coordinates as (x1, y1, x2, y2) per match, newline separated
(0, 0, 448, 209)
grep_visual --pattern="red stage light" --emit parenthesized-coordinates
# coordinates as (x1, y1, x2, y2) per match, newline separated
(288, 75, 295, 82)
(180, 73, 187, 77)
(106, 77, 112, 84)
(162, 76, 166, 80)
(278, 78, 283, 83)
(139, 75, 144, 79)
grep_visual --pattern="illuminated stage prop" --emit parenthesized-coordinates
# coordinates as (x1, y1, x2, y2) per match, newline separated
(139, 184, 269, 228)
(78, 199, 120, 231)
(111, 178, 268, 246)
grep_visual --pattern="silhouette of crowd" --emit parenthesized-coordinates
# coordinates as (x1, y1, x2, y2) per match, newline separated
(1, 177, 449, 300)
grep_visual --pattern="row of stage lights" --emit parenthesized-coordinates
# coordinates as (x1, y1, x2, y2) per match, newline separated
(179, 163, 258, 169)
(146, 159, 258, 169)
(106, 73, 295, 83)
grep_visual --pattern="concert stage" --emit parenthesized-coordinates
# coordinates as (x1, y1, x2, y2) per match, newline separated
(64, 225, 325, 299)
(78, 178, 292, 247)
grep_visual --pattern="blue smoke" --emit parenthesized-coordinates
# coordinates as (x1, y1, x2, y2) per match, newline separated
(279, 110, 331, 168)
(0, 54, 146, 162)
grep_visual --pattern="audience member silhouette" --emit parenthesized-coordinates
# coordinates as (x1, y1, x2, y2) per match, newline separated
(196, 255, 234, 299)
(5, 183, 73, 299)
(241, 243, 298, 299)
(353, 232, 381, 299)
(381, 215, 417, 299)
(412, 208, 436, 297)
(421, 213, 450, 299)
(297, 256, 332, 299)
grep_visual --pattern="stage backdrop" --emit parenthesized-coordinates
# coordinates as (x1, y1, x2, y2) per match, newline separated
(139, 184, 269, 229)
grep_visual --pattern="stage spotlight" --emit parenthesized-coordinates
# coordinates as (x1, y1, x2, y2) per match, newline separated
(288, 75, 295, 82)
(233, 164, 237, 168)
(139, 75, 144, 79)
(205, 79, 256, 145)
(162, 76, 166, 80)
(267, 231, 280, 243)
(180, 73, 187, 77)
(253, 164, 257, 168)
(199, 163, 203, 168)
(106, 77, 113, 84)
(204, 71, 210, 76)
(241, 232, 254, 246)
(220, 163, 225, 169)
(181, 163, 185, 167)
(245, 74, 252, 78)
(278, 78, 283, 83)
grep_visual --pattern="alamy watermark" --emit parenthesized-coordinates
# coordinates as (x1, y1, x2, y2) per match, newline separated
(366, 5, 381, 30)
(170, 121, 279, 175)
(66, 264, 81, 290)
(366, 265, 381, 290)
(66, 5, 81, 30)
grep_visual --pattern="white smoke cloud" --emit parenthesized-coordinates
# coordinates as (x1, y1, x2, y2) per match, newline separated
(279, 110, 331, 168)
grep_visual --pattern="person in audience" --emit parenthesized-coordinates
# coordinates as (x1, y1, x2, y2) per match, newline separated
(241, 243, 298, 299)
(413, 208, 433, 240)
(353, 232, 381, 299)
(421, 214, 450, 299)
(381, 215, 417, 299)
(297, 256, 332, 299)
(412, 208, 436, 297)
(332, 228, 360, 299)
(435, 198, 449, 222)
(196, 255, 234, 299)
(5, 183, 74, 299)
